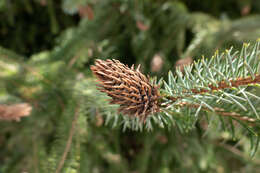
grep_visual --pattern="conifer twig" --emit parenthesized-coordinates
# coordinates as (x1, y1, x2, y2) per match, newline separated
(216, 142, 260, 164)
(90, 40, 260, 132)
(176, 101, 256, 123)
(55, 104, 80, 173)
(166, 75, 260, 102)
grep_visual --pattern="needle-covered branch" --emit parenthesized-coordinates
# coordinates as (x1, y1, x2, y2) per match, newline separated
(90, 40, 260, 136)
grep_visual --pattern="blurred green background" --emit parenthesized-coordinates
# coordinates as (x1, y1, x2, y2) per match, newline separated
(1, 0, 260, 172)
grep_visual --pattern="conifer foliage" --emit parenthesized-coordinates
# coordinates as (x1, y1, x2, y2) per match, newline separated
(90, 42, 260, 135)
(1, 0, 260, 173)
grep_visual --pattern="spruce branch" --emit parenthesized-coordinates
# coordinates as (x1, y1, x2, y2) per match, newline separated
(55, 103, 80, 173)
(91, 40, 260, 134)
(162, 40, 260, 125)
(166, 75, 260, 98)
(176, 101, 256, 123)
